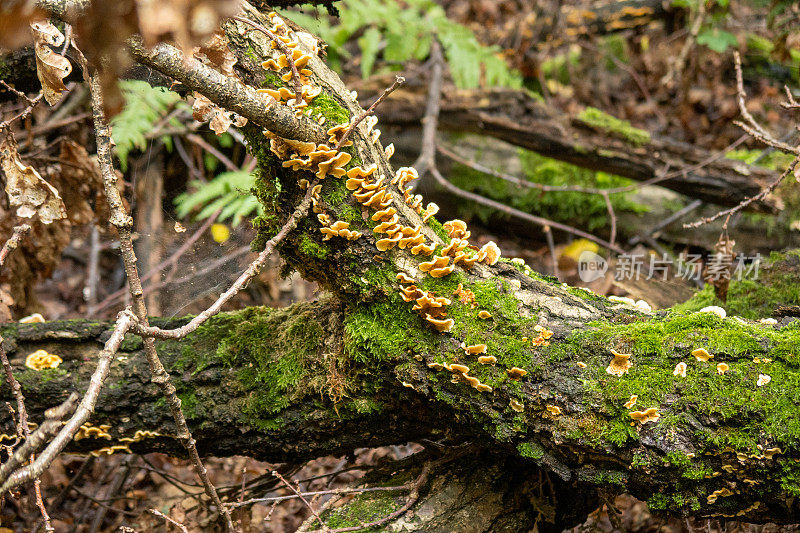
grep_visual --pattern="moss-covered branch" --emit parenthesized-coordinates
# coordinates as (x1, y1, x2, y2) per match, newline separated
(209, 8, 800, 525)
(0, 299, 441, 462)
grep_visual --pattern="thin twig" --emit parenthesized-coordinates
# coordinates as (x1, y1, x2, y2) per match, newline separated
(0, 223, 52, 530)
(186, 133, 239, 172)
(149, 508, 190, 533)
(733, 51, 800, 155)
(0, 88, 43, 129)
(430, 166, 624, 253)
(335, 76, 405, 151)
(85, 226, 101, 315)
(684, 156, 799, 229)
(232, 15, 304, 96)
(305, 462, 432, 533)
(272, 470, 329, 533)
(227, 485, 409, 510)
(629, 199, 702, 246)
(412, 40, 443, 175)
(542, 225, 560, 279)
(87, 72, 236, 533)
(0, 225, 31, 267)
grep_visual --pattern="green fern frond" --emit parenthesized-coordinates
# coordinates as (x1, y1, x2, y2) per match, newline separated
(111, 80, 185, 170)
(281, 0, 521, 89)
(175, 171, 262, 227)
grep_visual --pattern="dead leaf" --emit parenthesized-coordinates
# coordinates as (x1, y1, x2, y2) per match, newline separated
(195, 31, 237, 77)
(192, 92, 246, 135)
(0, 135, 66, 224)
(53, 140, 110, 225)
(30, 21, 72, 105)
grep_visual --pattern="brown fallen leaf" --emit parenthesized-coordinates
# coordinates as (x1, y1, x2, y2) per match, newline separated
(30, 20, 72, 105)
(0, 135, 66, 224)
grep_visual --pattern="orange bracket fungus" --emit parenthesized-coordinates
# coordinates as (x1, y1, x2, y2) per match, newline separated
(507, 367, 527, 380)
(419, 256, 450, 273)
(623, 395, 638, 409)
(692, 348, 713, 362)
(707, 487, 734, 504)
(546, 405, 562, 416)
(606, 349, 632, 377)
(448, 363, 469, 374)
(443, 219, 470, 240)
(396, 272, 415, 284)
(25, 349, 63, 370)
(629, 408, 660, 424)
(509, 399, 524, 413)
(757, 374, 771, 387)
(477, 310, 492, 319)
(716, 363, 730, 375)
(477, 355, 497, 365)
(461, 343, 487, 355)
(674, 361, 687, 377)
(477, 241, 501, 265)
(425, 315, 454, 333)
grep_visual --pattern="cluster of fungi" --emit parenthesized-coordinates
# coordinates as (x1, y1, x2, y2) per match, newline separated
(239, 12, 790, 464)
(253, 11, 524, 397)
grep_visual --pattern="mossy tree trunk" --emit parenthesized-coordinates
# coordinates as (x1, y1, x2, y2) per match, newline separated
(5, 5, 800, 531)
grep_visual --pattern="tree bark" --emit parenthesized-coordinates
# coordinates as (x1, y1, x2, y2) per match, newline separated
(6, 4, 800, 530)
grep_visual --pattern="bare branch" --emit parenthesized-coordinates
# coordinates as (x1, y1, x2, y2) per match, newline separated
(684, 156, 799, 229)
(733, 51, 800, 155)
(88, 73, 236, 532)
(0, 224, 31, 267)
(412, 40, 443, 175)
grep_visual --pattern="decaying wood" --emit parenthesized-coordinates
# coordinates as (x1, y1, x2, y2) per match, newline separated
(375, 87, 780, 212)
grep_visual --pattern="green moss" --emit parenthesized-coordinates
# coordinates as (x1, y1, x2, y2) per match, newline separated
(306, 91, 350, 126)
(565, 309, 800, 453)
(578, 468, 626, 486)
(448, 149, 648, 233)
(177, 392, 200, 420)
(344, 297, 439, 364)
(576, 107, 651, 146)
(517, 441, 545, 460)
(600, 419, 637, 447)
(299, 234, 329, 259)
(180, 304, 325, 429)
(260, 71, 285, 88)
(320, 489, 400, 530)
